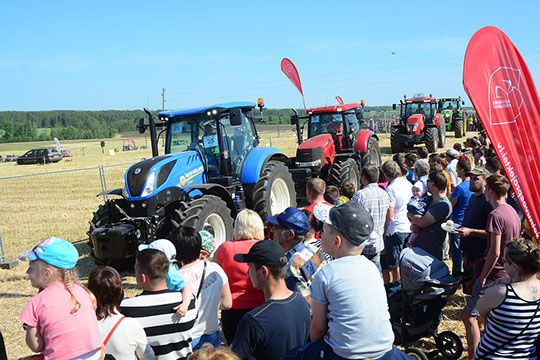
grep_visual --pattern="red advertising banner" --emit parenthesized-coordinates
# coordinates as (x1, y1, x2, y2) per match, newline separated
(281, 58, 307, 109)
(463, 26, 540, 239)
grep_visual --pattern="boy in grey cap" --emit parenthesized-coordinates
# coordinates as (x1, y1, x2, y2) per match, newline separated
(301, 202, 400, 359)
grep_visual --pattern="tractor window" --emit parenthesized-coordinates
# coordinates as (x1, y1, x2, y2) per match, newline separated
(169, 121, 199, 154)
(308, 113, 343, 137)
(405, 103, 433, 118)
(439, 100, 458, 111)
(220, 110, 253, 177)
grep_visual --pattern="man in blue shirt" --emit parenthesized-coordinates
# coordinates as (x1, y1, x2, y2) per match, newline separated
(449, 159, 473, 275)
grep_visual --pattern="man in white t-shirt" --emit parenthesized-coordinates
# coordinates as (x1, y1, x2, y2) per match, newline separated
(445, 148, 461, 189)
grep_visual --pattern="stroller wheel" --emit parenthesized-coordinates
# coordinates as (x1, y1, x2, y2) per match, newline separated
(404, 348, 428, 360)
(435, 331, 463, 359)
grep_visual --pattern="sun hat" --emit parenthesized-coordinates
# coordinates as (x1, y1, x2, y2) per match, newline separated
(234, 240, 287, 268)
(199, 230, 216, 255)
(18, 237, 79, 269)
(313, 201, 374, 246)
(266, 207, 310, 235)
(138, 239, 176, 261)
(466, 166, 491, 177)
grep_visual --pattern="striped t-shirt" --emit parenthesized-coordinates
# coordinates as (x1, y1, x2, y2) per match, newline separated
(120, 289, 197, 360)
(476, 284, 540, 359)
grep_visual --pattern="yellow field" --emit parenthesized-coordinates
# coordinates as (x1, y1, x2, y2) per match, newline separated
(0, 128, 471, 359)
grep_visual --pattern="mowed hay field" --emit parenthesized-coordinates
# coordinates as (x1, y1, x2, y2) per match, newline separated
(0, 128, 472, 359)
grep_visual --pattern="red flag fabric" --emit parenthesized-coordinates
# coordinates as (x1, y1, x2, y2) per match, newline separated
(335, 96, 344, 104)
(463, 26, 540, 239)
(281, 58, 304, 96)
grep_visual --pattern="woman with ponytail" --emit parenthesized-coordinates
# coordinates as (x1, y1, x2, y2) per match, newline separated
(475, 238, 540, 359)
(18, 237, 102, 360)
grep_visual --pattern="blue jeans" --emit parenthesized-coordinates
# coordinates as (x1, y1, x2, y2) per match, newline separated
(283, 341, 413, 359)
(191, 331, 221, 350)
(449, 232, 462, 274)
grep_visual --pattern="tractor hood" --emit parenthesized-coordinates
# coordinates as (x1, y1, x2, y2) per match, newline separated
(441, 109, 453, 120)
(406, 114, 425, 135)
(295, 133, 335, 168)
(124, 151, 205, 200)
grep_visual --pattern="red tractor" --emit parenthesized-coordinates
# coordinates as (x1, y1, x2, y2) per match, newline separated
(289, 102, 381, 202)
(390, 94, 445, 153)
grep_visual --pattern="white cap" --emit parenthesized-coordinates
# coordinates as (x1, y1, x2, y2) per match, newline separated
(138, 239, 176, 260)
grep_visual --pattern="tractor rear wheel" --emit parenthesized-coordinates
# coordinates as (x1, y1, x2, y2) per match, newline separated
(330, 158, 361, 190)
(362, 136, 381, 169)
(391, 127, 405, 153)
(173, 195, 233, 250)
(454, 120, 464, 138)
(252, 160, 296, 220)
(425, 127, 438, 153)
(438, 124, 446, 148)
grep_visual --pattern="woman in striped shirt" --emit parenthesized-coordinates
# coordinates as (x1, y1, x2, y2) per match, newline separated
(475, 238, 540, 359)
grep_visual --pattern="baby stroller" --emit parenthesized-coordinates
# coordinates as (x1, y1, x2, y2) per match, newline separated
(387, 247, 464, 360)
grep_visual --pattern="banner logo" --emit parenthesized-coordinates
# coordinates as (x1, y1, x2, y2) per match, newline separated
(488, 67, 524, 125)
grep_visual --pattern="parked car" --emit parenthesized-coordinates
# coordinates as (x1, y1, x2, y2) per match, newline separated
(17, 148, 63, 165)
(2, 154, 18, 162)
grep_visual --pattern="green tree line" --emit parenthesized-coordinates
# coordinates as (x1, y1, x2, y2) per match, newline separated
(0, 106, 440, 143)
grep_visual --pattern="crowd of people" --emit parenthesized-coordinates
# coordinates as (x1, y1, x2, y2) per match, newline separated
(16, 134, 540, 360)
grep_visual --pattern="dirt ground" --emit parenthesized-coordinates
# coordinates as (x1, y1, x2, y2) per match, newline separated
(0, 129, 475, 359)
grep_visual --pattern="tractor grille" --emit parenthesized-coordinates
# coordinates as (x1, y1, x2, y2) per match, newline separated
(296, 147, 324, 164)
(127, 155, 170, 197)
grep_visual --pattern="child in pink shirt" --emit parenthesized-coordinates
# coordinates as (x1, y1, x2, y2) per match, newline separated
(19, 237, 102, 360)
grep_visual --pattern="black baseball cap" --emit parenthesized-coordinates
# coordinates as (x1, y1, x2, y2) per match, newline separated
(314, 202, 374, 246)
(234, 240, 288, 268)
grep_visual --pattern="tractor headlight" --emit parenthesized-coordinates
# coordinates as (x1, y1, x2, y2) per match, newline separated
(295, 159, 322, 167)
(444, 113, 450, 119)
(140, 171, 156, 197)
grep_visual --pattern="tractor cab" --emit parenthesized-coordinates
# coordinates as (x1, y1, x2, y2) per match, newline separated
(437, 97, 467, 138)
(159, 102, 260, 181)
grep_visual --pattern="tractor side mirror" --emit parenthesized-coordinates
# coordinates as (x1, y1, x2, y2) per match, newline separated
(137, 118, 146, 134)
(290, 114, 298, 125)
(462, 101, 465, 105)
(230, 108, 243, 126)
(392, 104, 397, 110)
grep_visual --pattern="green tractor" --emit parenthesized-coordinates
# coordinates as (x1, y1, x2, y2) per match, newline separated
(437, 97, 467, 138)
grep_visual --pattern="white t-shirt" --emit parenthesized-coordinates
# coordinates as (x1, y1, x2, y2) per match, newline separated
(179, 260, 229, 338)
(98, 312, 155, 360)
(385, 176, 413, 235)
(446, 159, 461, 186)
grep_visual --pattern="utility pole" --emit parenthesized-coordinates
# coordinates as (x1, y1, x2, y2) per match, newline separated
(161, 88, 166, 110)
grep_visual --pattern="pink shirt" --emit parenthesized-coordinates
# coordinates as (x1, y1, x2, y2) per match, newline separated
(216, 239, 264, 309)
(19, 281, 102, 360)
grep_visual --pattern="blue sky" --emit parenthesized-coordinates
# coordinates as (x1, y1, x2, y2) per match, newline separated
(1, 1, 540, 111)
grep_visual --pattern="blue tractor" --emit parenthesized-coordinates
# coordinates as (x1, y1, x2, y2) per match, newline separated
(88, 101, 296, 265)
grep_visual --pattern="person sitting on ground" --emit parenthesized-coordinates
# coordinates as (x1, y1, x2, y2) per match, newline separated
(290, 202, 407, 359)
(174, 228, 232, 350)
(121, 249, 197, 359)
(231, 240, 311, 360)
(213, 209, 265, 345)
(267, 207, 328, 305)
(19, 237, 102, 360)
(324, 185, 342, 205)
(475, 238, 540, 359)
(408, 170, 452, 260)
(88, 266, 155, 359)
(138, 239, 192, 317)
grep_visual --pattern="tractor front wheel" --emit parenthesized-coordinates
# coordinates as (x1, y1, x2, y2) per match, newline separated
(252, 160, 296, 220)
(362, 136, 381, 169)
(454, 120, 464, 138)
(330, 158, 361, 190)
(391, 127, 405, 153)
(425, 127, 438, 153)
(438, 124, 446, 148)
(173, 195, 233, 250)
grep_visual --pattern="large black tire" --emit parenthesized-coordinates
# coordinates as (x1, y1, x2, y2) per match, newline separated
(362, 136, 382, 169)
(424, 127, 438, 153)
(391, 127, 405, 153)
(173, 195, 233, 250)
(252, 160, 296, 220)
(330, 158, 361, 190)
(454, 120, 464, 138)
(435, 331, 463, 360)
(404, 348, 429, 360)
(438, 123, 446, 148)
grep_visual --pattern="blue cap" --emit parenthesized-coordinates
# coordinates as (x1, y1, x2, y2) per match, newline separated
(19, 237, 79, 269)
(267, 207, 310, 235)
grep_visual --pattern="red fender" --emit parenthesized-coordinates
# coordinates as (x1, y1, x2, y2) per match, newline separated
(355, 129, 375, 154)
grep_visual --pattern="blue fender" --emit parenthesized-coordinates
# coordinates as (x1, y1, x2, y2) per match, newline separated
(241, 147, 285, 184)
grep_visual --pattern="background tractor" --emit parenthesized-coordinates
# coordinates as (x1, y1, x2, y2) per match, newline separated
(88, 101, 296, 265)
(288, 102, 381, 203)
(437, 97, 467, 138)
(391, 94, 445, 153)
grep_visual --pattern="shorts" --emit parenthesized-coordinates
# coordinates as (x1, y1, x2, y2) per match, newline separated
(462, 255, 486, 295)
(192, 331, 221, 350)
(382, 233, 410, 270)
(464, 278, 494, 315)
